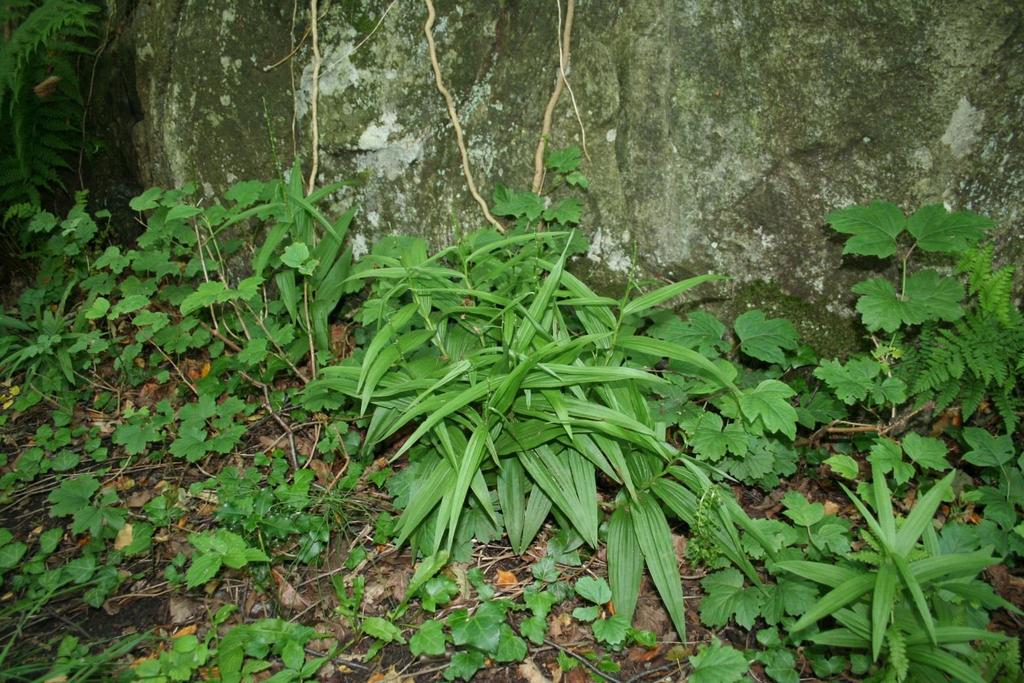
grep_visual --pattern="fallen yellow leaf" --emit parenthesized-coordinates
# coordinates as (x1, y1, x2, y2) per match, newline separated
(113, 524, 134, 551)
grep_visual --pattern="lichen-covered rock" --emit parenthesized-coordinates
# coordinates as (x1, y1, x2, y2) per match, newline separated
(91, 0, 1024, 351)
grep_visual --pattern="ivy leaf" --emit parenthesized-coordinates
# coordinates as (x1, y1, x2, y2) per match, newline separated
(572, 606, 601, 622)
(782, 492, 824, 527)
(519, 615, 546, 645)
(592, 615, 630, 646)
(49, 475, 100, 518)
(901, 433, 949, 471)
(575, 576, 612, 605)
(739, 380, 797, 439)
(445, 650, 485, 681)
(734, 310, 798, 365)
(494, 624, 527, 662)
(962, 428, 1014, 467)
(907, 204, 993, 255)
(813, 358, 880, 404)
(449, 603, 503, 653)
(827, 201, 905, 258)
(689, 639, 749, 683)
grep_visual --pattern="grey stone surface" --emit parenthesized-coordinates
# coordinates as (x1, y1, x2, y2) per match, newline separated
(91, 0, 1024, 349)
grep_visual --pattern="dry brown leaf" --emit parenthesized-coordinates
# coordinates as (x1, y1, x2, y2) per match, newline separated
(518, 659, 551, 683)
(495, 569, 518, 587)
(126, 490, 154, 508)
(172, 624, 198, 638)
(272, 568, 309, 610)
(308, 459, 333, 486)
(168, 596, 200, 624)
(113, 524, 134, 551)
(823, 500, 841, 516)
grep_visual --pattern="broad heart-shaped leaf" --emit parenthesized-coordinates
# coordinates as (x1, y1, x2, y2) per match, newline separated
(827, 201, 906, 258)
(734, 310, 798, 364)
(738, 380, 797, 439)
(961, 427, 1014, 467)
(688, 639, 749, 683)
(852, 271, 963, 332)
(907, 204, 993, 255)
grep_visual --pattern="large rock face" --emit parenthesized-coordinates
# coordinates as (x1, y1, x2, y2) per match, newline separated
(91, 0, 1024, 351)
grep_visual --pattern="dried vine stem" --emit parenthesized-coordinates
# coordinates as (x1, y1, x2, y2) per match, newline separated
(531, 0, 586, 194)
(423, 0, 504, 233)
(306, 0, 321, 194)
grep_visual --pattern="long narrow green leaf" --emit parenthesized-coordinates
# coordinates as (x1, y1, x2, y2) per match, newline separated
(774, 561, 862, 588)
(871, 461, 897, 547)
(275, 270, 299, 323)
(616, 336, 739, 393)
(511, 241, 569, 353)
(388, 378, 501, 460)
(892, 553, 936, 645)
(521, 485, 552, 552)
(358, 302, 418, 393)
(519, 447, 598, 547)
(871, 561, 897, 661)
(632, 492, 687, 640)
(910, 551, 1000, 584)
(895, 471, 955, 555)
(621, 274, 724, 317)
(608, 503, 643, 623)
(809, 628, 870, 648)
(838, 482, 893, 555)
(444, 419, 491, 551)
(905, 648, 987, 683)
(790, 575, 875, 633)
(497, 459, 527, 553)
(394, 459, 454, 547)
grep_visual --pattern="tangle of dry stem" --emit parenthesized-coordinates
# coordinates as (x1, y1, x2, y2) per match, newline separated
(306, 0, 321, 194)
(423, 0, 504, 233)
(531, 0, 586, 194)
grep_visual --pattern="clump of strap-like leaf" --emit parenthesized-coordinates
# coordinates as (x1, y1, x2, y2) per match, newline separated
(305, 229, 788, 638)
(776, 464, 1019, 683)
